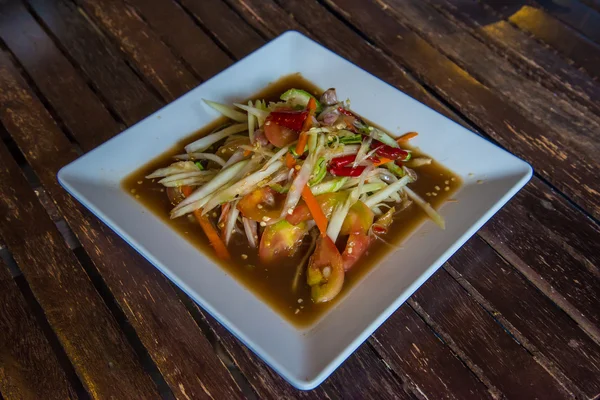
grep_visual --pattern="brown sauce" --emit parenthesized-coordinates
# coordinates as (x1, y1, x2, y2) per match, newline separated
(122, 74, 461, 327)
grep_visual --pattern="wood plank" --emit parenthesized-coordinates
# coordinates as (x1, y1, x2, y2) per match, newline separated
(410, 269, 572, 398)
(373, 0, 600, 200)
(0, 130, 158, 398)
(532, 0, 600, 44)
(324, 0, 600, 220)
(178, 0, 264, 59)
(72, 0, 198, 101)
(479, 177, 600, 336)
(370, 306, 494, 399)
(124, 0, 233, 80)
(0, 257, 77, 400)
(24, 0, 162, 127)
(479, 0, 600, 80)
(0, 0, 122, 147)
(201, 311, 415, 400)
(0, 25, 245, 400)
(446, 235, 600, 398)
(427, 0, 600, 114)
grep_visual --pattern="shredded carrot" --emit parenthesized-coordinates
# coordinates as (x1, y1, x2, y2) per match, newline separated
(286, 152, 296, 168)
(287, 98, 317, 169)
(302, 97, 317, 131)
(194, 210, 231, 260)
(180, 185, 231, 260)
(181, 185, 193, 197)
(397, 131, 418, 143)
(373, 157, 394, 166)
(301, 185, 328, 237)
(243, 149, 252, 157)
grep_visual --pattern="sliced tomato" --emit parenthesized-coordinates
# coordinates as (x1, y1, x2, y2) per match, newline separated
(307, 236, 344, 303)
(341, 233, 371, 271)
(264, 121, 298, 147)
(259, 220, 309, 264)
(340, 200, 374, 236)
(237, 187, 284, 222)
(286, 192, 346, 225)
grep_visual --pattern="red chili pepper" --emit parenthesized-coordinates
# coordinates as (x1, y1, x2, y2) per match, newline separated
(329, 154, 380, 169)
(329, 165, 366, 177)
(337, 107, 356, 117)
(371, 140, 409, 160)
(329, 155, 357, 168)
(267, 110, 309, 131)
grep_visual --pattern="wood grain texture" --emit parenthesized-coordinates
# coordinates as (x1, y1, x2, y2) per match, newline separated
(201, 311, 414, 400)
(410, 269, 572, 399)
(0, 0, 122, 146)
(72, 0, 198, 101)
(177, 0, 264, 59)
(528, 0, 600, 44)
(124, 0, 232, 80)
(0, 13, 245, 400)
(478, 177, 600, 337)
(0, 257, 77, 400)
(380, 0, 600, 143)
(0, 125, 158, 398)
(446, 235, 600, 398)
(427, 0, 600, 114)
(479, 0, 600, 80)
(369, 306, 493, 399)
(24, 0, 162, 127)
(374, 0, 600, 206)
(325, 0, 600, 220)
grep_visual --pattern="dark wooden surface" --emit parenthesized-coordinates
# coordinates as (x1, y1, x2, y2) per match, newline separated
(0, 0, 599, 398)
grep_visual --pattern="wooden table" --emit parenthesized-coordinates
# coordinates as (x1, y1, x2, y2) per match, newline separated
(0, 0, 599, 398)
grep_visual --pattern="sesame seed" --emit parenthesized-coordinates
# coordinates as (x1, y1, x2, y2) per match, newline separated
(444, 180, 449, 185)
(426, 192, 431, 196)
(218, 222, 224, 229)
(135, 194, 140, 199)
(260, 221, 267, 227)
(295, 309, 300, 315)
(434, 185, 440, 191)
(262, 216, 270, 221)
(160, 188, 164, 192)
(130, 188, 136, 194)
(266, 121, 271, 125)
(212, 212, 217, 217)
(257, 204, 263, 209)
(287, 208, 294, 215)
(323, 266, 331, 278)
(432, 192, 438, 196)
(451, 177, 456, 181)
(241, 254, 248, 260)
(137, 180, 142, 184)
(298, 298, 303, 303)
(444, 186, 450, 191)
(348, 247, 353, 254)
(295, 165, 301, 171)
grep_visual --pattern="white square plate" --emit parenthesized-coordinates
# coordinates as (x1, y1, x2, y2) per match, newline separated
(58, 31, 532, 389)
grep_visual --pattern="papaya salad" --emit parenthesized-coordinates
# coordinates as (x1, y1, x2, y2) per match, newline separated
(140, 86, 449, 307)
